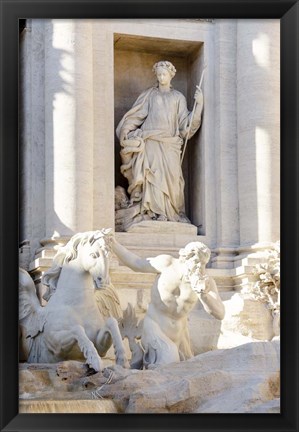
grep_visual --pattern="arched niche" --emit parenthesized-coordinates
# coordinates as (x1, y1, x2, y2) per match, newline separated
(114, 33, 205, 231)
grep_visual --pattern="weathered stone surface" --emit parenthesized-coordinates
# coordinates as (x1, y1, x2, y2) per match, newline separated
(54, 360, 90, 383)
(19, 361, 88, 399)
(221, 293, 274, 340)
(19, 367, 52, 396)
(188, 309, 222, 354)
(19, 400, 118, 413)
(188, 292, 275, 355)
(127, 221, 198, 234)
(19, 340, 280, 414)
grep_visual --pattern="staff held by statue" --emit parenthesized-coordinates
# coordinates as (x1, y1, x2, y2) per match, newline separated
(181, 65, 207, 164)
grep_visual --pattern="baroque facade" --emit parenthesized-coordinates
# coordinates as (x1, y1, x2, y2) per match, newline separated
(19, 19, 280, 412)
(20, 18, 280, 294)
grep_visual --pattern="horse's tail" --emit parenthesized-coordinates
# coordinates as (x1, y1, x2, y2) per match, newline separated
(119, 303, 144, 369)
(19, 268, 45, 339)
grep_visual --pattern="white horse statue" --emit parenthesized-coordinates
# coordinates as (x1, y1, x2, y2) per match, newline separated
(19, 229, 129, 372)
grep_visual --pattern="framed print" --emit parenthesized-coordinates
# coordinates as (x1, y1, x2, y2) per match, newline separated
(0, 0, 298, 431)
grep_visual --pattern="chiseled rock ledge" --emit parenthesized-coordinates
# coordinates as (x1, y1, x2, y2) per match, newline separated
(19, 340, 280, 414)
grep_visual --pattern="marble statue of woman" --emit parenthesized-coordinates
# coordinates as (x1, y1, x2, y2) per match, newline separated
(116, 60, 203, 223)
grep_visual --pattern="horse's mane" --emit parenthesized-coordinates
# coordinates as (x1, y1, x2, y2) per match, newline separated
(41, 230, 111, 301)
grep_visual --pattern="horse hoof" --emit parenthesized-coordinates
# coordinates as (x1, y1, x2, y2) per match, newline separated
(116, 355, 130, 369)
(86, 356, 102, 373)
(86, 367, 98, 376)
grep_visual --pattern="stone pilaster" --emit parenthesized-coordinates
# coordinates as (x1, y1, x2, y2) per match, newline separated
(92, 22, 115, 229)
(44, 20, 94, 239)
(237, 19, 280, 247)
(20, 20, 46, 259)
(212, 20, 239, 268)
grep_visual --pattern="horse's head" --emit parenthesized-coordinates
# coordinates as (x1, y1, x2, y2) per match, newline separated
(78, 230, 112, 289)
(45, 229, 113, 295)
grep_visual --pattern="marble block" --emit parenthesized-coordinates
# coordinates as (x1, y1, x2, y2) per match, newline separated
(127, 220, 198, 234)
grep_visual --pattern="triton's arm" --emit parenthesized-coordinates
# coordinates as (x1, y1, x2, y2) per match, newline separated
(192, 276, 225, 321)
(110, 235, 175, 275)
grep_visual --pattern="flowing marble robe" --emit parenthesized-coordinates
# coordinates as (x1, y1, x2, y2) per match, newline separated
(116, 86, 202, 222)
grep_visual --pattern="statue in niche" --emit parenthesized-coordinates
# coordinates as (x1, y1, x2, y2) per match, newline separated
(116, 60, 203, 225)
(110, 233, 225, 368)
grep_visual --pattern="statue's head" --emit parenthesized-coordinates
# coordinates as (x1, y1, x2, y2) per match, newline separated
(153, 60, 176, 82)
(179, 241, 211, 266)
(179, 242, 211, 290)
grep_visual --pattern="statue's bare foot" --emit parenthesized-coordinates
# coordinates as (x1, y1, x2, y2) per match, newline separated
(157, 214, 168, 221)
(146, 210, 157, 219)
(141, 213, 152, 221)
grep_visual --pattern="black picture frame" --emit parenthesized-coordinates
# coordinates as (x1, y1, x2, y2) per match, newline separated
(0, 0, 298, 431)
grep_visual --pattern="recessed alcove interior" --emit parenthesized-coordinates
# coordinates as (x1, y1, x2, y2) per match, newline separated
(114, 33, 204, 231)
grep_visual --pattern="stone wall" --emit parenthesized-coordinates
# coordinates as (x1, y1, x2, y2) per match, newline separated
(19, 18, 280, 278)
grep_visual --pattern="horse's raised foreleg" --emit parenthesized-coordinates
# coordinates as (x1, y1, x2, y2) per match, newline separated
(47, 324, 102, 372)
(96, 317, 130, 368)
(70, 325, 103, 372)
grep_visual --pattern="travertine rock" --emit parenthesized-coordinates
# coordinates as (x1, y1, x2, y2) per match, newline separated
(221, 293, 274, 340)
(188, 290, 275, 355)
(19, 368, 52, 395)
(20, 400, 118, 413)
(19, 340, 280, 414)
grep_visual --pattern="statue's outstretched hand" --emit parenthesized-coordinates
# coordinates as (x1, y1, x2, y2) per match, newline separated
(100, 229, 116, 252)
(106, 229, 116, 245)
(93, 228, 115, 252)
